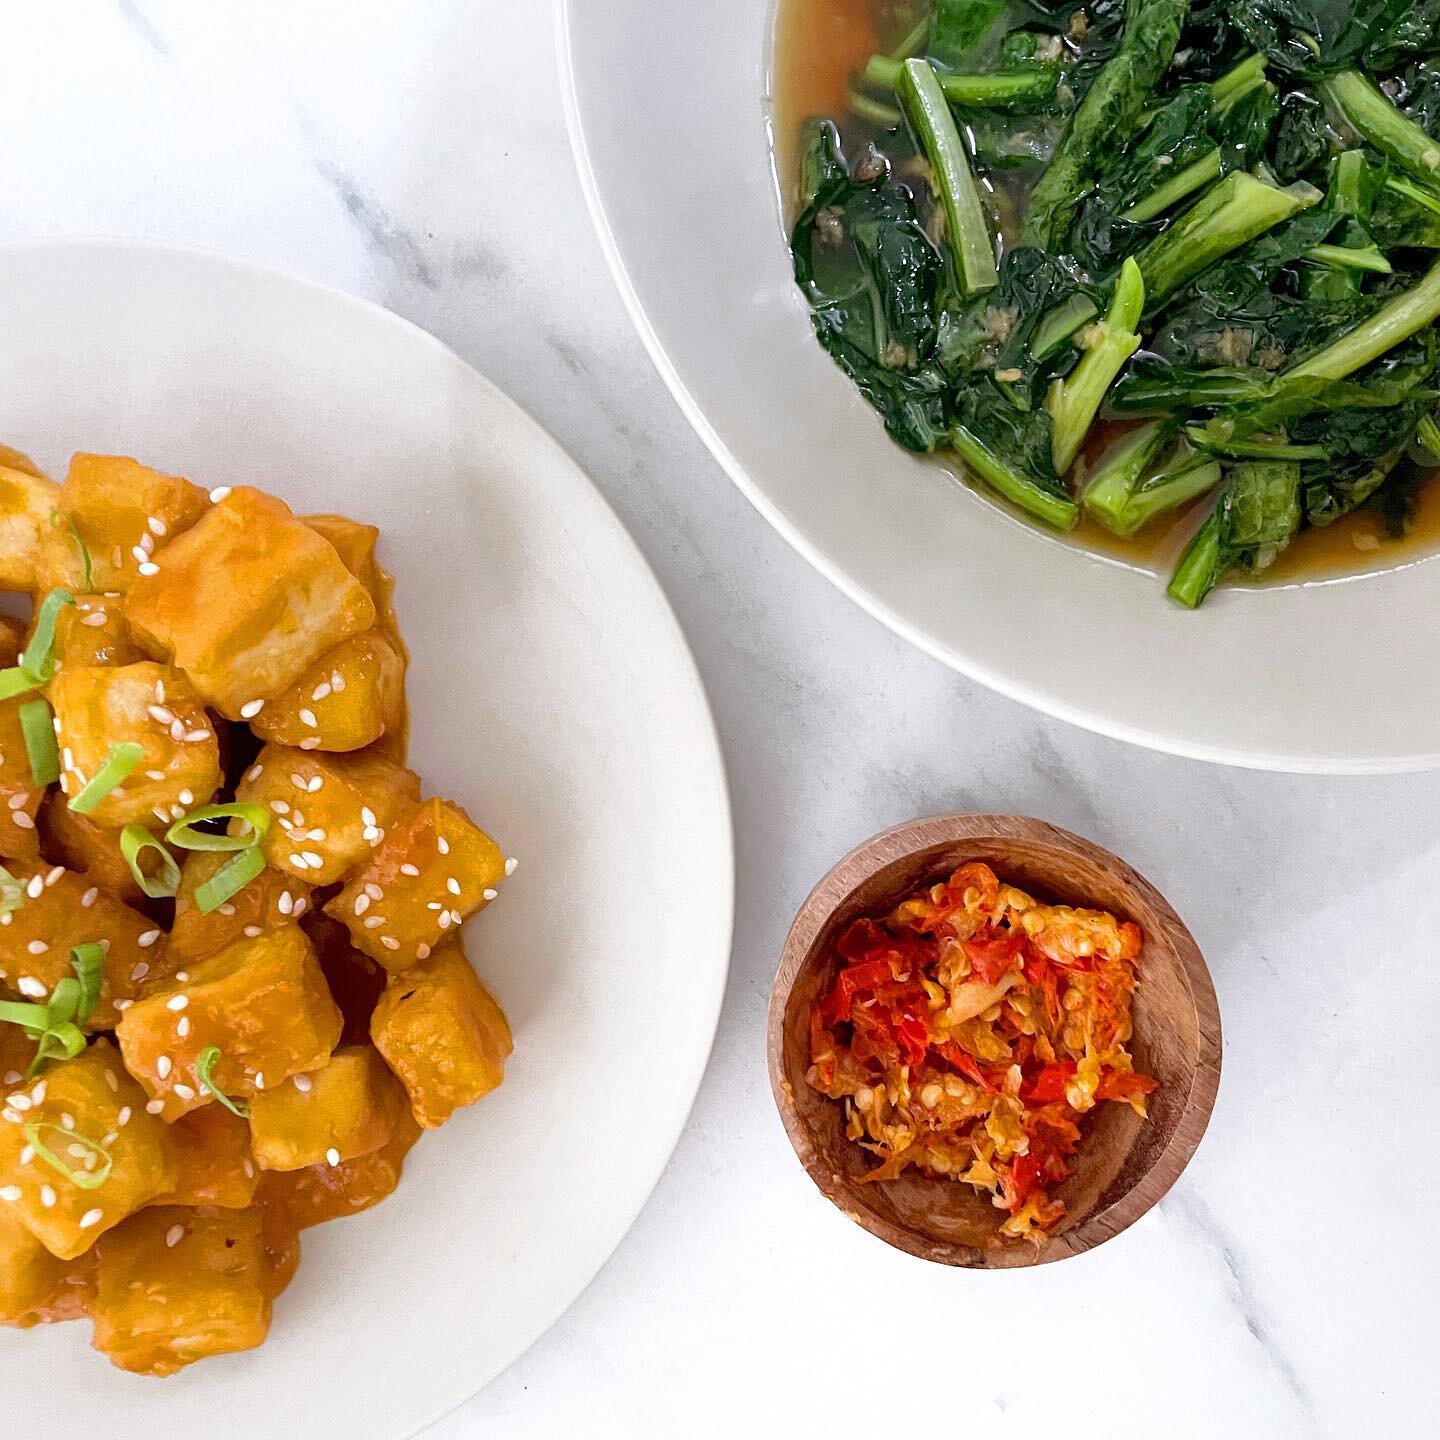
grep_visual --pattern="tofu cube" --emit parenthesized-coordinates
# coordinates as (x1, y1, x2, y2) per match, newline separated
(256, 1111, 420, 1229)
(0, 464, 73, 593)
(0, 1208, 93, 1327)
(90, 1204, 278, 1375)
(0, 618, 41, 859)
(0, 1042, 178, 1259)
(169, 850, 312, 965)
(250, 630, 405, 753)
(49, 662, 221, 828)
(57, 453, 209, 594)
(248, 1045, 408, 1172)
(0, 862, 174, 1031)
(116, 926, 342, 1121)
(154, 1105, 259, 1209)
(235, 742, 419, 886)
(324, 798, 507, 968)
(304, 513, 393, 622)
(37, 794, 146, 907)
(370, 943, 512, 1128)
(125, 487, 375, 718)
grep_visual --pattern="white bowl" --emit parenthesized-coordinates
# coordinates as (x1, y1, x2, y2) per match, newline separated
(0, 240, 733, 1437)
(558, 0, 1440, 773)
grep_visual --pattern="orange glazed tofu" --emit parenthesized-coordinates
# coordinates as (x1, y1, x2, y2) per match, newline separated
(248, 1046, 408, 1172)
(235, 743, 419, 886)
(30, 593, 141, 673)
(125, 487, 376, 718)
(56, 453, 209, 594)
(325, 797, 507, 968)
(168, 850, 312, 965)
(0, 862, 172, 1031)
(0, 463, 71, 593)
(0, 1043, 177, 1260)
(0, 1208, 94, 1326)
(370, 943, 512, 1129)
(256, 1111, 420, 1229)
(250, 630, 405, 753)
(38, 794, 147, 906)
(49, 661, 221, 828)
(116, 927, 342, 1122)
(155, 1105, 259, 1209)
(90, 1205, 282, 1375)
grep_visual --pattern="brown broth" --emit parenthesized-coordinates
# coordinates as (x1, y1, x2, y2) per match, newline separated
(771, 0, 1440, 584)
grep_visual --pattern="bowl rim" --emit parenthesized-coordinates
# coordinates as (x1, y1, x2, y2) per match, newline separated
(766, 812, 1222, 1267)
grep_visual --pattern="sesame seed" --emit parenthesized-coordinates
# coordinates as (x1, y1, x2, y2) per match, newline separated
(18, 977, 45, 998)
(139, 929, 161, 948)
(145, 1099, 165, 1114)
(482, 888, 498, 901)
(178, 788, 193, 805)
(24, 874, 44, 899)
(59, 1114, 74, 1130)
(165, 1223, 185, 1247)
(450, 910, 464, 925)
(175, 972, 189, 982)
(301, 851, 323, 868)
(331, 671, 345, 692)
(311, 682, 331, 701)
(298, 708, 318, 728)
(292, 897, 308, 917)
(306, 827, 326, 841)
(0, 1186, 20, 1202)
(362, 826, 381, 843)
(26, 940, 48, 955)
(131, 545, 150, 565)
(165, 994, 188, 1012)
(437, 836, 450, 855)
(364, 882, 383, 901)
(353, 894, 370, 916)
(144, 769, 165, 781)
(325, 1147, 340, 1167)
(380, 936, 399, 951)
(130, 962, 149, 983)
(147, 704, 175, 726)
(138, 562, 159, 577)
(173, 1083, 195, 1100)
(243, 925, 262, 938)
(306, 775, 323, 793)
(288, 853, 309, 870)
(426, 901, 443, 911)
(19, 1144, 34, 1163)
(39, 1184, 55, 1208)
(209, 486, 232, 503)
(148, 515, 168, 537)
(156, 1056, 172, 1080)
(104, 1070, 119, 1093)
(12, 813, 33, 830)
(66, 1143, 87, 1160)
(44, 866, 63, 887)
(2, 1110, 20, 1124)
(446, 877, 461, 896)
(114, 998, 133, 1011)
(117, 1106, 131, 1125)
(400, 863, 420, 877)
(270, 799, 291, 814)
(363, 915, 385, 930)
(80, 611, 108, 628)
(139, 531, 155, 555)
(169, 718, 185, 741)
(81, 887, 98, 908)
(183, 728, 209, 743)
(278, 890, 294, 916)
(218, 903, 236, 917)
(298, 737, 321, 750)
(254, 1072, 265, 1090)
(360, 807, 377, 827)
(290, 772, 308, 790)
(176, 1017, 190, 1037)
(245, 762, 264, 782)
(243, 1158, 255, 1178)
(293, 1073, 312, 1093)
(438, 911, 452, 930)
(28, 1081, 44, 1104)
(239, 699, 264, 719)
(416, 943, 430, 960)
(78, 1208, 103, 1229)
(5, 1094, 31, 1111)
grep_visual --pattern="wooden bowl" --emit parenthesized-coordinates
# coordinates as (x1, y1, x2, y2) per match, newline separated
(767, 814, 1221, 1268)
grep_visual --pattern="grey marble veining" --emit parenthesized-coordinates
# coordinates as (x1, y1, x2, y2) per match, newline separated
(3, 3, 1433, 1436)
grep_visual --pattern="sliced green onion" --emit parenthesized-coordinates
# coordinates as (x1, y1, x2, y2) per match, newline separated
(0, 667, 41, 701)
(23, 1120, 112, 1190)
(19, 698, 59, 787)
(68, 741, 145, 815)
(165, 802, 270, 853)
(71, 943, 105, 1024)
(0, 999, 53, 1030)
(119, 824, 181, 899)
(26, 1023, 86, 1079)
(0, 864, 23, 915)
(50, 510, 93, 592)
(18, 588, 76, 682)
(45, 977, 82, 1027)
(194, 845, 266, 913)
(195, 1045, 250, 1118)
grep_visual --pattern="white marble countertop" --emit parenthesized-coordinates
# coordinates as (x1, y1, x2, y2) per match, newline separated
(4, 4, 1435, 1437)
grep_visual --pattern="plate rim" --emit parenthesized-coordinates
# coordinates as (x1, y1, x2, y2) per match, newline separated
(554, 0, 1440, 777)
(0, 234, 737, 1433)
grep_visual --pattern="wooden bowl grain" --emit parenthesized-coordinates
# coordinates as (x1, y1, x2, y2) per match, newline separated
(767, 814, 1221, 1268)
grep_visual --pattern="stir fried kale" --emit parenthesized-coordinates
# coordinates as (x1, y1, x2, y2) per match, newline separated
(789, 0, 1440, 605)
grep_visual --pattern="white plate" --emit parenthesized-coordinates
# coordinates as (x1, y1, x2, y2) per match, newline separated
(0, 240, 733, 1436)
(558, 0, 1440, 773)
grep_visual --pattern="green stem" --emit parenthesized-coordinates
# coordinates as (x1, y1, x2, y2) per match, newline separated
(1047, 258, 1144, 475)
(950, 424, 1078, 530)
(1417, 413, 1440, 460)
(865, 55, 1057, 110)
(1286, 255, 1440, 381)
(1135, 171, 1321, 309)
(1123, 149, 1221, 223)
(1183, 427, 1328, 461)
(1322, 70, 1440, 188)
(1168, 510, 1224, 608)
(1211, 53, 1267, 112)
(1083, 422, 1223, 536)
(1304, 243, 1391, 274)
(897, 57, 997, 294)
(1030, 293, 1099, 361)
(891, 12, 930, 60)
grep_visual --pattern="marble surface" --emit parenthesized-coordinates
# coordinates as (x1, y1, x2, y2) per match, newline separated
(4, 4, 1435, 1437)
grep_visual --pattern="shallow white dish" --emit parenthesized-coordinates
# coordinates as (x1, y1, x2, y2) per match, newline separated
(0, 240, 733, 1436)
(558, 0, 1440, 773)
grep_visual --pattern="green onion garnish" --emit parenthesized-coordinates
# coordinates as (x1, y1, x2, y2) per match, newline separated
(165, 802, 270, 853)
(0, 865, 23, 915)
(0, 981, 92, 1080)
(195, 1045, 250, 1117)
(194, 844, 265, 913)
(46, 977, 82, 1026)
(68, 741, 145, 814)
(119, 824, 181, 899)
(19, 698, 59, 787)
(71, 943, 105, 1024)
(50, 510, 93, 592)
(23, 1120, 112, 1190)
(26, 1022, 86, 1078)
(18, 588, 76, 683)
(0, 667, 40, 701)
(0, 999, 53, 1030)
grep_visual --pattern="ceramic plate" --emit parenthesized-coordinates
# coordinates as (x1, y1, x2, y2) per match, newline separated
(558, 0, 1440, 772)
(0, 240, 733, 1436)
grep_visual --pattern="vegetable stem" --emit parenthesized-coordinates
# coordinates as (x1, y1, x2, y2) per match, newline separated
(898, 58, 998, 294)
(1168, 511, 1224, 608)
(950, 423, 1079, 530)
(1304, 243, 1391, 274)
(1123, 149, 1221, 223)
(865, 56, 1057, 111)
(1083, 422, 1224, 536)
(1322, 70, 1440, 188)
